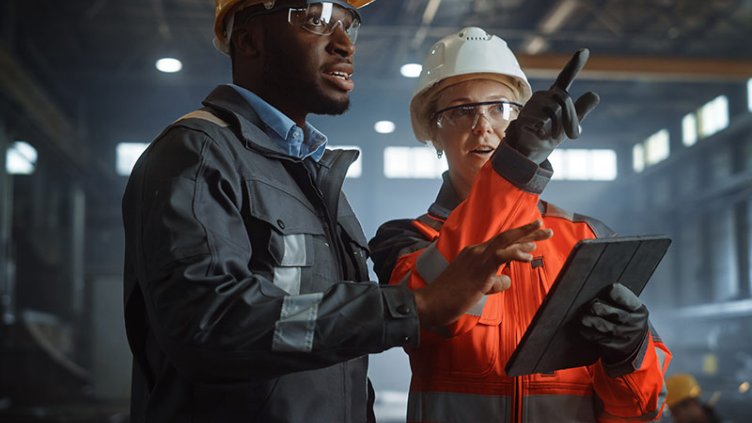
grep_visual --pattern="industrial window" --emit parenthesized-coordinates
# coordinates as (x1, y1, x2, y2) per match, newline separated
(646, 129, 670, 165)
(327, 145, 362, 178)
(633, 129, 669, 172)
(548, 149, 617, 181)
(6, 141, 37, 175)
(682, 113, 697, 147)
(697, 95, 729, 138)
(384, 146, 448, 179)
(116, 142, 149, 176)
(633, 144, 645, 173)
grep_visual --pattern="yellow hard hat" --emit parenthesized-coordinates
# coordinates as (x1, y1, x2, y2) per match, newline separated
(665, 373, 702, 408)
(213, 0, 375, 54)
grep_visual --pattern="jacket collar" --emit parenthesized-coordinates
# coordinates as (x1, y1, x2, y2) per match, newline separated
(201, 85, 292, 159)
(427, 171, 462, 220)
(201, 85, 359, 172)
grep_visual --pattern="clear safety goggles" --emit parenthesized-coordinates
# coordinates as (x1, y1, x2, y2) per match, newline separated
(231, 2, 361, 44)
(288, 2, 361, 43)
(434, 100, 523, 131)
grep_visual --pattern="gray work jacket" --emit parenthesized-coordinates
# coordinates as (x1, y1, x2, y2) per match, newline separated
(122, 85, 418, 422)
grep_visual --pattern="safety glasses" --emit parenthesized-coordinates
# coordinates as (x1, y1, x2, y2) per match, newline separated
(434, 100, 523, 131)
(233, 2, 361, 44)
(288, 3, 361, 43)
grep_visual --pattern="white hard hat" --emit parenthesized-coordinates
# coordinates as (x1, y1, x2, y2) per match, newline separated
(410, 27, 532, 143)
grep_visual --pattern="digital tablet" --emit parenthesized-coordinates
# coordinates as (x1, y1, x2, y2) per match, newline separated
(504, 235, 671, 377)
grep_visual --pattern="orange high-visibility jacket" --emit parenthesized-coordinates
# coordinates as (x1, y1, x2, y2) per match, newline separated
(369, 143, 671, 423)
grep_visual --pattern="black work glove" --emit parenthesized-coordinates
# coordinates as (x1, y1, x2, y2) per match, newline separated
(505, 49, 600, 164)
(578, 283, 649, 366)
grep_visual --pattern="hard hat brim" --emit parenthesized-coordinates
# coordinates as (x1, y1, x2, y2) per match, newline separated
(213, 0, 375, 55)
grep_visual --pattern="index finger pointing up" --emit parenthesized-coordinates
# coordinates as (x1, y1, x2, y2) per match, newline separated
(551, 48, 590, 92)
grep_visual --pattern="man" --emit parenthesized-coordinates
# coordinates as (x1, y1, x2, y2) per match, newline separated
(666, 374, 722, 423)
(121, 1, 551, 421)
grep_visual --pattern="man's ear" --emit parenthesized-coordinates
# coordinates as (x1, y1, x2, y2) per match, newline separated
(231, 24, 264, 59)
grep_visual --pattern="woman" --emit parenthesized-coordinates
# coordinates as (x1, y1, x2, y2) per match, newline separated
(369, 27, 671, 423)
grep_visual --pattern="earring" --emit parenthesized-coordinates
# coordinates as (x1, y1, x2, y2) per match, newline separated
(437, 150, 443, 159)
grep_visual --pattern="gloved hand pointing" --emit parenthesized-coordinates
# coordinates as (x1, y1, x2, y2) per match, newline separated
(505, 49, 600, 164)
(578, 283, 649, 371)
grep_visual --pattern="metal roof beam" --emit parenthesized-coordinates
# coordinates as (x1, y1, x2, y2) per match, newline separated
(0, 42, 90, 168)
(519, 53, 752, 81)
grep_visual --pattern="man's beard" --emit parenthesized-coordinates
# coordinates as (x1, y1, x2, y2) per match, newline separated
(308, 89, 350, 115)
(261, 51, 350, 116)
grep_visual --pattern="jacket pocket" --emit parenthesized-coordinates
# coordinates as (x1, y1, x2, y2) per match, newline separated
(413, 295, 502, 377)
(246, 178, 325, 295)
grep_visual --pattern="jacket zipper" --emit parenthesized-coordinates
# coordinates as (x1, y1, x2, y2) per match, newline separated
(303, 155, 353, 422)
(302, 161, 347, 282)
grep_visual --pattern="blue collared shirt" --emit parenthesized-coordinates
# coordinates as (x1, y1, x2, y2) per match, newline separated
(229, 84, 328, 162)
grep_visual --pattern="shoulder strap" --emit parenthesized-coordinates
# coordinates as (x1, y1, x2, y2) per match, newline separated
(412, 213, 445, 240)
(540, 200, 617, 238)
(174, 109, 229, 127)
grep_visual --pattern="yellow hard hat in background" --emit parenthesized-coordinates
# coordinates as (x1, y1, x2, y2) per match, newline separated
(665, 373, 702, 408)
(213, 0, 376, 54)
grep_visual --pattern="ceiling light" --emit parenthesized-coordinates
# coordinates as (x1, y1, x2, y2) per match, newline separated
(6, 141, 37, 175)
(400, 63, 422, 78)
(156, 58, 182, 73)
(374, 120, 396, 134)
(740, 382, 750, 394)
(522, 36, 548, 54)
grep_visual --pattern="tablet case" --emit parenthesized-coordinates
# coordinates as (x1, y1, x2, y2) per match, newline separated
(504, 235, 672, 377)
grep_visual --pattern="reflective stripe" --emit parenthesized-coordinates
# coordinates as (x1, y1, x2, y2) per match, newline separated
(466, 295, 488, 317)
(650, 325, 669, 369)
(652, 324, 670, 416)
(273, 267, 301, 295)
(415, 242, 486, 316)
(656, 345, 668, 371)
(272, 292, 323, 352)
(272, 234, 307, 295)
(281, 234, 306, 265)
(407, 390, 511, 423)
(655, 347, 669, 412)
(175, 110, 229, 127)
(415, 242, 448, 284)
(408, 391, 604, 423)
(599, 405, 662, 422)
(524, 395, 597, 422)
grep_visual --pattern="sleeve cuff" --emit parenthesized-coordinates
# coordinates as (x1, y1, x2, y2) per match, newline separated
(602, 329, 650, 378)
(381, 284, 420, 348)
(491, 142, 553, 194)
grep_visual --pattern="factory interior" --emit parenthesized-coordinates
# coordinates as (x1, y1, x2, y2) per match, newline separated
(1, 0, 752, 421)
